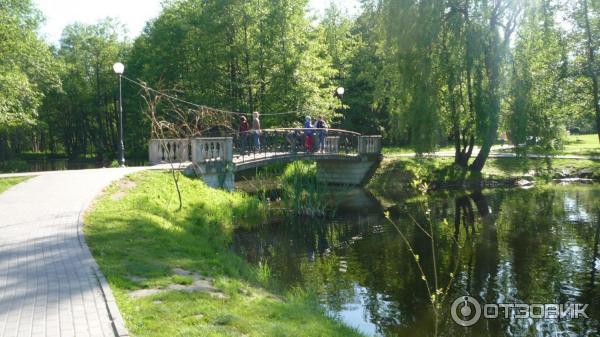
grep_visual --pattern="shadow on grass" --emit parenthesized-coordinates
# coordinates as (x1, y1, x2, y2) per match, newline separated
(85, 175, 264, 290)
(486, 156, 534, 174)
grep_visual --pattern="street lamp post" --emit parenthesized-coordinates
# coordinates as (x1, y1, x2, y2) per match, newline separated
(335, 86, 345, 107)
(113, 62, 125, 167)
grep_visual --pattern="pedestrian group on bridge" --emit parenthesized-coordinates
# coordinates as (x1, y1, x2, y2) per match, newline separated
(237, 112, 328, 154)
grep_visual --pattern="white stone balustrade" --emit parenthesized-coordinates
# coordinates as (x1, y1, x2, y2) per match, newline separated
(149, 139, 190, 165)
(192, 137, 233, 163)
(358, 136, 382, 154)
(323, 136, 340, 153)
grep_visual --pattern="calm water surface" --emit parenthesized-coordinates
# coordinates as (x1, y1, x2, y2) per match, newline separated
(233, 185, 600, 337)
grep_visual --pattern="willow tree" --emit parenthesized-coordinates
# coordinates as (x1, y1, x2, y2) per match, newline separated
(466, 0, 520, 172)
(379, 0, 520, 171)
(440, 0, 477, 167)
(507, 0, 568, 155)
(570, 0, 600, 142)
(379, 0, 444, 153)
(441, 0, 520, 171)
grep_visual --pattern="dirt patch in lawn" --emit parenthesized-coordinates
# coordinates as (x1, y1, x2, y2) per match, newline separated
(129, 268, 229, 300)
(111, 179, 137, 200)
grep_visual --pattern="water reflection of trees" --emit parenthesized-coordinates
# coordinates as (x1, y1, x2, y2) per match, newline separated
(449, 188, 600, 337)
(232, 186, 600, 337)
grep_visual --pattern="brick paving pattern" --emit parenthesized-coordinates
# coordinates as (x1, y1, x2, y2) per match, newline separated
(0, 168, 140, 337)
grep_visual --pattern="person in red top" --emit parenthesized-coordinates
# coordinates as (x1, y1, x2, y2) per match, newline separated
(304, 116, 314, 152)
(239, 116, 250, 154)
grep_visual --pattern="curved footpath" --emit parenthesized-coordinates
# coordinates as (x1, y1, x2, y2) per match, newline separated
(0, 168, 143, 337)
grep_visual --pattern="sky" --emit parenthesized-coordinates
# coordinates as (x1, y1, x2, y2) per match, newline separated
(34, 0, 362, 45)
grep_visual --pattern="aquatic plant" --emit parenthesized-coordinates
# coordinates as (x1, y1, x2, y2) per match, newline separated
(384, 172, 463, 337)
(280, 161, 332, 217)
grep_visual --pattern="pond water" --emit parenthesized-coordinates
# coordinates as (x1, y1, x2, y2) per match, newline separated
(232, 185, 600, 337)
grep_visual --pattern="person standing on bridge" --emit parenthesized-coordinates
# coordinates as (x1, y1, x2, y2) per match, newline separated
(252, 111, 261, 152)
(239, 116, 250, 154)
(315, 115, 328, 153)
(304, 116, 314, 152)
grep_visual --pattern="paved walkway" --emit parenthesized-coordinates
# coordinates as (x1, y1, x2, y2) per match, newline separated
(0, 168, 142, 337)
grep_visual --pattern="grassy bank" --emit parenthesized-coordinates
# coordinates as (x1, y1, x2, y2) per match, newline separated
(0, 177, 30, 194)
(382, 145, 453, 155)
(383, 133, 599, 157)
(84, 171, 363, 337)
(556, 134, 599, 156)
(369, 156, 600, 199)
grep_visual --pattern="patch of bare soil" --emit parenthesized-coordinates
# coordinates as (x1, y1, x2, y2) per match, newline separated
(129, 268, 229, 299)
(111, 179, 137, 200)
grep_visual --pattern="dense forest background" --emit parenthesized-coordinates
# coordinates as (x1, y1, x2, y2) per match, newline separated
(1, 0, 599, 172)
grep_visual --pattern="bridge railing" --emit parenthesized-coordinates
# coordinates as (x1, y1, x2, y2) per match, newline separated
(192, 137, 233, 163)
(358, 135, 382, 154)
(149, 139, 191, 164)
(232, 128, 369, 162)
(149, 130, 382, 165)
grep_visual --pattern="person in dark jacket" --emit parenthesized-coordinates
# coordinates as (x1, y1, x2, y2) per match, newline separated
(239, 116, 249, 154)
(315, 115, 328, 153)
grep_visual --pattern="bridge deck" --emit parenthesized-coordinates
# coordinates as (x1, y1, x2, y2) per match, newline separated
(232, 151, 367, 171)
(150, 151, 370, 172)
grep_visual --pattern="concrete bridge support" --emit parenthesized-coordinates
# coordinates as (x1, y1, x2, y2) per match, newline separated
(315, 136, 382, 185)
(190, 137, 235, 190)
(316, 156, 382, 186)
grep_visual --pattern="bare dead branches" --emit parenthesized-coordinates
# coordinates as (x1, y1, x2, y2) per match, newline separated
(139, 81, 235, 210)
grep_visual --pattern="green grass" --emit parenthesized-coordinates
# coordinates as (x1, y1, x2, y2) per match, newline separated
(560, 134, 600, 156)
(382, 145, 454, 155)
(0, 177, 30, 194)
(482, 157, 600, 179)
(84, 171, 364, 337)
(384, 134, 599, 157)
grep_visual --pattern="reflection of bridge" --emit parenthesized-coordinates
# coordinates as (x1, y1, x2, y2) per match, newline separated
(149, 128, 382, 189)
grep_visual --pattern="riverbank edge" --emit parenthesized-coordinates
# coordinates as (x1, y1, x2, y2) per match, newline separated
(368, 156, 600, 200)
(83, 170, 365, 337)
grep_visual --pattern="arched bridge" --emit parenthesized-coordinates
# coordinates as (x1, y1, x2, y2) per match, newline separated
(149, 128, 382, 189)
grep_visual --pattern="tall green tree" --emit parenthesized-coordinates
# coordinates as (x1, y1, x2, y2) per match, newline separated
(126, 0, 338, 137)
(376, 0, 520, 172)
(462, 0, 520, 172)
(507, 0, 568, 155)
(336, 0, 387, 135)
(378, 0, 444, 153)
(570, 0, 600, 142)
(319, 3, 371, 130)
(42, 19, 129, 159)
(0, 0, 59, 159)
